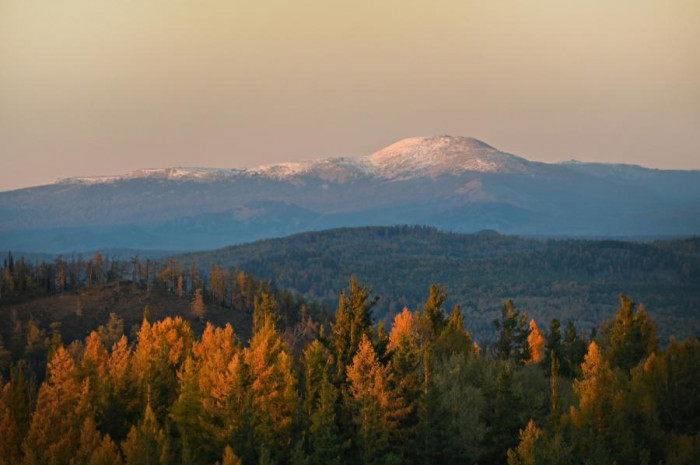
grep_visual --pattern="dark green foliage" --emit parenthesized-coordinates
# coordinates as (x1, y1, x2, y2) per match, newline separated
(494, 300, 529, 362)
(169, 227, 700, 340)
(601, 294, 659, 371)
(561, 321, 587, 377)
(543, 319, 562, 372)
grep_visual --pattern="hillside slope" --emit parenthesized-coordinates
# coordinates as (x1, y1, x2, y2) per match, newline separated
(172, 226, 700, 340)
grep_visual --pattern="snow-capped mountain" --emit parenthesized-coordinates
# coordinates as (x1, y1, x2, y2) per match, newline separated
(53, 136, 528, 185)
(2, 136, 699, 253)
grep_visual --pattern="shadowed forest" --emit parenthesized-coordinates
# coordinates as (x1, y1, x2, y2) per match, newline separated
(0, 252, 698, 465)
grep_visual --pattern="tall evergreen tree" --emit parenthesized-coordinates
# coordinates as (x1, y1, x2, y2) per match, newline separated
(494, 300, 529, 362)
(603, 295, 659, 372)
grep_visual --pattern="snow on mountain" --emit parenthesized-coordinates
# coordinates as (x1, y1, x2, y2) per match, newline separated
(54, 136, 530, 185)
(55, 167, 245, 185)
(361, 136, 530, 179)
(5, 135, 700, 253)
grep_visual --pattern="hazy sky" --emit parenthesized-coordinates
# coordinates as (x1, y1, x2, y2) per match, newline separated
(1, 0, 699, 191)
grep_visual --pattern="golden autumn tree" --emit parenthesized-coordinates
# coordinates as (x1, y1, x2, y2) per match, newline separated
(387, 308, 421, 423)
(570, 341, 625, 462)
(217, 446, 242, 465)
(131, 317, 194, 420)
(191, 288, 207, 320)
(192, 323, 245, 457)
(507, 419, 542, 465)
(347, 334, 406, 464)
(22, 347, 93, 465)
(525, 319, 545, 365)
(571, 342, 616, 434)
(244, 311, 299, 463)
(80, 332, 110, 420)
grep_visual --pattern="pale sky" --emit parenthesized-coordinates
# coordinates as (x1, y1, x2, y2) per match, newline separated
(1, 0, 699, 192)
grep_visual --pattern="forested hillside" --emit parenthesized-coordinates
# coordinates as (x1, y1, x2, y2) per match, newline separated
(172, 226, 700, 340)
(0, 251, 325, 367)
(0, 274, 698, 464)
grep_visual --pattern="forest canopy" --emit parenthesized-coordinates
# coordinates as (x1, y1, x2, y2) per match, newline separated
(1, 259, 698, 464)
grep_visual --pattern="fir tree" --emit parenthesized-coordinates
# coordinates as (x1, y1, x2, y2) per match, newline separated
(603, 295, 658, 372)
(494, 300, 529, 362)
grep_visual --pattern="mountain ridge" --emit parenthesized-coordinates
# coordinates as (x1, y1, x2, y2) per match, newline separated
(2, 135, 699, 252)
(44, 135, 697, 189)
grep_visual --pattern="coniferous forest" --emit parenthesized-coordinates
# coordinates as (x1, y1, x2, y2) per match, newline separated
(0, 253, 698, 464)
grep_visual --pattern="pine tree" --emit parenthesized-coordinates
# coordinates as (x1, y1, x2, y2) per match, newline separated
(603, 295, 658, 372)
(308, 377, 344, 465)
(482, 362, 524, 464)
(494, 300, 529, 362)
(348, 279, 377, 362)
(562, 321, 587, 377)
(331, 291, 352, 381)
(423, 284, 446, 335)
(543, 319, 562, 374)
(433, 305, 472, 359)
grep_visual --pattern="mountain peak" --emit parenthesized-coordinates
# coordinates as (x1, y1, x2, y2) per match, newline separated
(364, 135, 525, 179)
(379, 135, 497, 152)
(52, 135, 526, 187)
